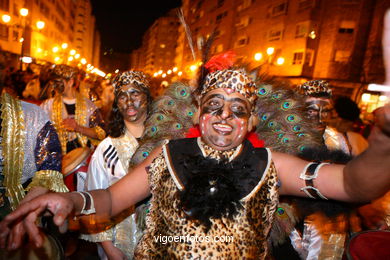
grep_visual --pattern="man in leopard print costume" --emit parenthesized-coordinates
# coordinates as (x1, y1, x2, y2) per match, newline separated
(1, 66, 390, 259)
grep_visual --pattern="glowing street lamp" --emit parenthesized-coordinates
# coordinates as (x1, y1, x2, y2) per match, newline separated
(276, 57, 285, 65)
(172, 67, 178, 72)
(153, 72, 158, 77)
(190, 65, 197, 72)
(2, 14, 11, 23)
(20, 8, 29, 17)
(75, 53, 80, 59)
(52, 46, 59, 53)
(266, 47, 275, 56)
(254, 52, 263, 61)
(167, 70, 172, 75)
(54, 57, 60, 63)
(309, 31, 316, 39)
(36, 21, 45, 30)
(178, 71, 183, 76)
(61, 43, 68, 49)
(162, 73, 167, 78)
(80, 58, 87, 64)
(70, 49, 76, 55)
(68, 56, 74, 62)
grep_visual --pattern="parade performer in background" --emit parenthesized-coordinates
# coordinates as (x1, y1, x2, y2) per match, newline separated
(0, 92, 67, 220)
(40, 64, 105, 155)
(80, 71, 152, 260)
(297, 80, 368, 157)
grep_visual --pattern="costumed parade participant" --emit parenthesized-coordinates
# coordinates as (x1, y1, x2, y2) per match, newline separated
(80, 71, 152, 260)
(0, 93, 67, 258)
(0, 92, 67, 220)
(1, 64, 390, 259)
(269, 80, 369, 259)
(297, 80, 368, 157)
(40, 64, 106, 155)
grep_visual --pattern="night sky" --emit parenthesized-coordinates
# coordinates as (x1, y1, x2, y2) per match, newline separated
(90, 0, 182, 53)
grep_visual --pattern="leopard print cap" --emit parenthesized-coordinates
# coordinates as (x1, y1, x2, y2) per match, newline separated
(113, 70, 150, 94)
(201, 69, 257, 106)
(52, 64, 77, 80)
(297, 80, 332, 97)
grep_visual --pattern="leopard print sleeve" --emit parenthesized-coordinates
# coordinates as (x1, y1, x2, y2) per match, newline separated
(147, 152, 166, 191)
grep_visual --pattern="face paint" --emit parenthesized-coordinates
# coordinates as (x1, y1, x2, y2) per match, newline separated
(305, 97, 333, 134)
(116, 84, 148, 123)
(199, 88, 251, 151)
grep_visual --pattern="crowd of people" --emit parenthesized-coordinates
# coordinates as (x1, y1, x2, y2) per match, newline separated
(0, 10, 389, 260)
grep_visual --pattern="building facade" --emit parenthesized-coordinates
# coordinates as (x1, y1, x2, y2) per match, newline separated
(0, 0, 100, 69)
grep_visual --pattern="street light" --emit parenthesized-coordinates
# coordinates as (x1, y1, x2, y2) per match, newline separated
(20, 8, 28, 17)
(266, 47, 275, 56)
(36, 21, 45, 30)
(276, 57, 285, 65)
(254, 52, 263, 61)
(61, 43, 68, 49)
(2, 14, 11, 23)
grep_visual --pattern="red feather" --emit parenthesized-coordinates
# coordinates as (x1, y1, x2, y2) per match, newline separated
(204, 51, 236, 72)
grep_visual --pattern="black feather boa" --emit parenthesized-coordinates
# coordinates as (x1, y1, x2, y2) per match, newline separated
(176, 154, 260, 231)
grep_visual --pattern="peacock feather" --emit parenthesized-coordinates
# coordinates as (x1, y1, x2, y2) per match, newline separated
(254, 81, 322, 155)
(269, 202, 300, 246)
(129, 82, 197, 169)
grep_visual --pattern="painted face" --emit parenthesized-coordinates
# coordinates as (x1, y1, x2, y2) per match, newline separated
(116, 84, 148, 123)
(199, 88, 252, 151)
(305, 97, 333, 134)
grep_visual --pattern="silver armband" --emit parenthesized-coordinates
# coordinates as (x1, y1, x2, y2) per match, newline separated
(299, 162, 329, 200)
(73, 191, 96, 215)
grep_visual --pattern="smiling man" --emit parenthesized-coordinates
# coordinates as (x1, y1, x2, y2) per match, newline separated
(199, 70, 255, 150)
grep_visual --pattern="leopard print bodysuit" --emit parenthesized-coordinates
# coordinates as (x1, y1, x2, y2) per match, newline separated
(135, 138, 279, 259)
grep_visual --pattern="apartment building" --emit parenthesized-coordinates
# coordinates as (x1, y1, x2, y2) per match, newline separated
(0, 0, 99, 68)
(132, 9, 180, 76)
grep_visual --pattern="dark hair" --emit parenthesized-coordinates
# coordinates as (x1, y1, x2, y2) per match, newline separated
(334, 96, 360, 121)
(107, 87, 152, 138)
